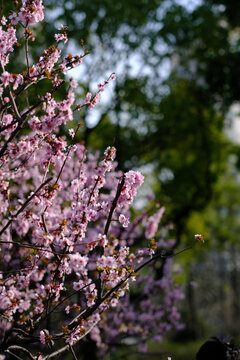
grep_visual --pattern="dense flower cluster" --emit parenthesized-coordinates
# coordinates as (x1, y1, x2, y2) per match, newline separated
(0, 1, 183, 359)
(10, 0, 44, 26)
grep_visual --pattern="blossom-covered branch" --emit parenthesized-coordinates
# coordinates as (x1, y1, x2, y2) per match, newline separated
(0, 1, 185, 359)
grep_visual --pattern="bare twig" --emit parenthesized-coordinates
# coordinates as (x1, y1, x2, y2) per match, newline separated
(69, 345, 79, 360)
(5, 350, 24, 360)
(12, 328, 38, 339)
(7, 345, 35, 360)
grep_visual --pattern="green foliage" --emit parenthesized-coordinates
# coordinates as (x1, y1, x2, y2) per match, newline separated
(151, 80, 227, 220)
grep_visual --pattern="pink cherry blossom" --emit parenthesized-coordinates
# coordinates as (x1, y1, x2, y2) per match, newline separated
(0, 9, 183, 360)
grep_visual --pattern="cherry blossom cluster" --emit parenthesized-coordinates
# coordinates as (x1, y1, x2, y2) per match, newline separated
(0, 24, 17, 66)
(90, 239, 184, 354)
(9, 0, 44, 26)
(85, 73, 116, 109)
(0, 2, 184, 359)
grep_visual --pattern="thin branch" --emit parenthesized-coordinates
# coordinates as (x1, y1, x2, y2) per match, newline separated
(7, 345, 35, 360)
(0, 120, 24, 158)
(73, 176, 101, 243)
(69, 345, 78, 360)
(76, 150, 85, 205)
(0, 265, 36, 275)
(0, 61, 21, 120)
(38, 282, 94, 327)
(0, 80, 64, 156)
(41, 214, 49, 234)
(103, 245, 194, 299)
(12, 135, 46, 172)
(104, 174, 125, 236)
(0, 240, 63, 256)
(68, 244, 193, 331)
(43, 320, 100, 360)
(54, 146, 72, 184)
(20, 80, 65, 120)
(0, 118, 19, 132)
(0, 176, 53, 237)
(5, 350, 24, 360)
(12, 328, 38, 339)
(25, 37, 30, 77)
(68, 309, 87, 327)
